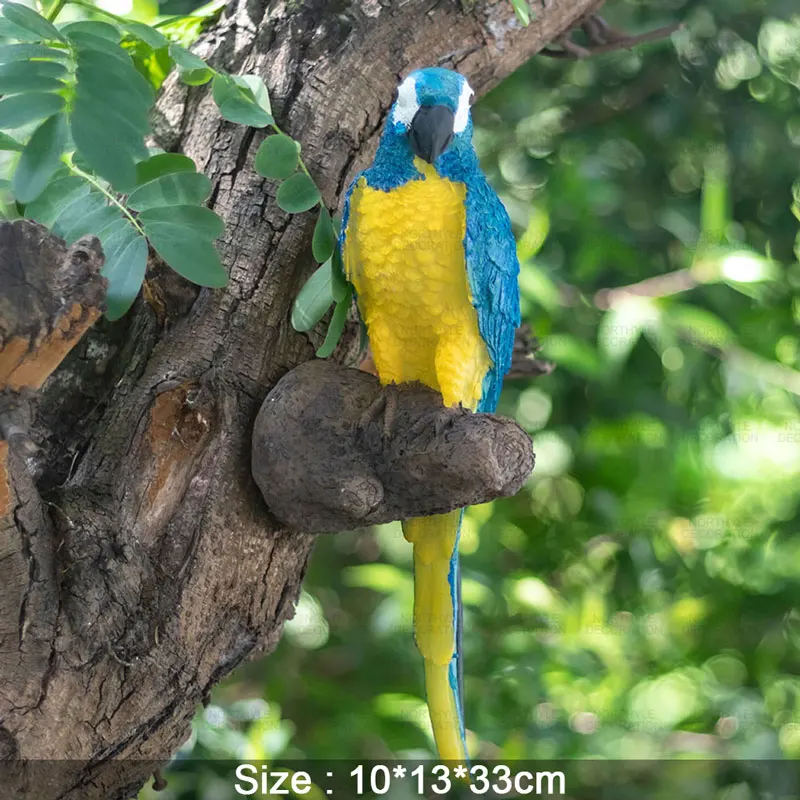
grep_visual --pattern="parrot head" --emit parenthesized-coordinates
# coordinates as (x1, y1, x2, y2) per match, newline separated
(389, 67, 474, 164)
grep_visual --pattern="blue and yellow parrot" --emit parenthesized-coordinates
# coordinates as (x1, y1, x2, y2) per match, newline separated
(340, 67, 520, 760)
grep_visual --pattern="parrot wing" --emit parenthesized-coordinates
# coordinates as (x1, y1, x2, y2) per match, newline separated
(463, 177, 521, 413)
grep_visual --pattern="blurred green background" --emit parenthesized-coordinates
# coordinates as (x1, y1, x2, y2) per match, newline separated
(124, 0, 800, 795)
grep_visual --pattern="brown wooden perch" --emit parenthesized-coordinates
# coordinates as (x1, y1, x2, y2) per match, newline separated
(252, 360, 535, 533)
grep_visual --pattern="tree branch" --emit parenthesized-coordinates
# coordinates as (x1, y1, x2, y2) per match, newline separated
(253, 361, 534, 533)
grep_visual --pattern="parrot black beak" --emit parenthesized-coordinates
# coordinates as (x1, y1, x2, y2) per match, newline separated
(408, 105, 455, 164)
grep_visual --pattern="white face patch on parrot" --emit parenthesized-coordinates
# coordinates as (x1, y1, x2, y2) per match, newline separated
(453, 79, 474, 134)
(393, 74, 419, 129)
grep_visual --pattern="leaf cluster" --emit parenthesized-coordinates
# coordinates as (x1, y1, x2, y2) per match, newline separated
(252, 131, 351, 357)
(0, 0, 349, 333)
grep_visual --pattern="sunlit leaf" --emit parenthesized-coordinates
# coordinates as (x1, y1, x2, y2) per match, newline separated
(169, 42, 213, 85)
(509, 0, 530, 27)
(212, 72, 273, 127)
(666, 304, 735, 349)
(1, 1, 66, 42)
(699, 148, 729, 250)
(0, 42, 67, 62)
(517, 206, 549, 261)
(232, 73, 271, 116)
(540, 334, 604, 379)
(124, 20, 169, 50)
(598, 298, 657, 368)
(0, 130, 21, 150)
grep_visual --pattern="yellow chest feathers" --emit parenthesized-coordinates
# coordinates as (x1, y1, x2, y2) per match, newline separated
(343, 159, 490, 410)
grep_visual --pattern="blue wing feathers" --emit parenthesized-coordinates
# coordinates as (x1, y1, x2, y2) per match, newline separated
(465, 179, 521, 413)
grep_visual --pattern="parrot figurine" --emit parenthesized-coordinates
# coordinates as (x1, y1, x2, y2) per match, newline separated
(339, 67, 520, 760)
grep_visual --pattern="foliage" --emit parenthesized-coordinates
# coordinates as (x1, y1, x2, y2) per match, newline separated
(0, 0, 337, 324)
(133, 1, 800, 795)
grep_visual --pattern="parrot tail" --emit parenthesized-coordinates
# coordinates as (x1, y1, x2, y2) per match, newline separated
(403, 510, 468, 762)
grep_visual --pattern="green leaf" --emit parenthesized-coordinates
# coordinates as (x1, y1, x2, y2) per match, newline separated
(0, 91, 65, 129)
(291, 260, 335, 332)
(330, 247, 348, 302)
(179, 67, 214, 86)
(69, 102, 140, 190)
(316, 286, 352, 358)
(0, 60, 66, 94)
(0, 59, 66, 79)
(74, 62, 152, 133)
(24, 175, 88, 227)
(666, 304, 735, 349)
(597, 300, 651, 368)
(168, 42, 213, 85)
(124, 21, 169, 50)
(0, 16, 43, 41)
(540, 334, 604, 379)
(50, 189, 107, 240)
(1, 1, 66, 42)
(231, 74, 271, 116)
(144, 221, 227, 287)
(12, 113, 67, 204)
(276, 172, 321, 213)
(60, 199, 120, 244)
(60, 20, 121, 42)
(509, 0, 530, 26)
(75, 49, 155, 109)
(69, 50, 153, 190)
(168, 41, 207, 71)
(135, 153, 196, 185)
(99, 219, 149, 320)
(127, 172, 211, 210)
(67, 31, 131, 62)
(211, 73, 273, 127)
(699, 148, 728, 250)
(139, 204, 224, 241)
(0, 130, 22, 151)
(255, 134, 299, 180)
(312, 206, 336, 264)
(0, 43, 68, 62)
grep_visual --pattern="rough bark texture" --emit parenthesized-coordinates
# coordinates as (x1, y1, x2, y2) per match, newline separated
(1, 1, 602, 797)
(0, 221, 106, 392)
(252, 361, 534, 533)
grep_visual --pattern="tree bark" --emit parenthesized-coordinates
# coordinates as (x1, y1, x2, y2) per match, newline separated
(1, 1, 602, 797)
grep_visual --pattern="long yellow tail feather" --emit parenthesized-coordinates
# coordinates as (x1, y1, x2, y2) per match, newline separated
(403, 511, 467, 761)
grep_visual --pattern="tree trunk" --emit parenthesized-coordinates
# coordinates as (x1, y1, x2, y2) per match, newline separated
(0, 1, 602, 797)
